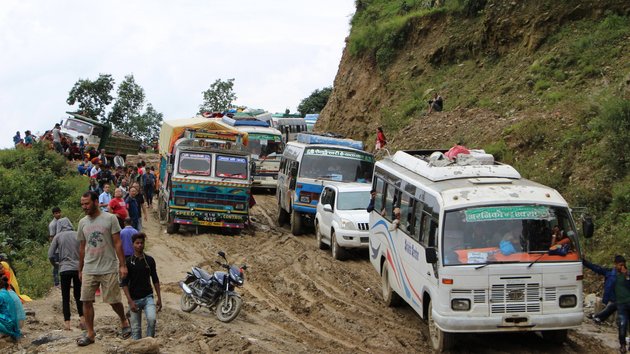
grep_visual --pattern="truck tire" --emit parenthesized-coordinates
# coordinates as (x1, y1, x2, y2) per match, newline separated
(428, 300, 455, 352)
(158, 197, 167, 223)
(166, 214, 179, 234)
(290, 211, 303, 236)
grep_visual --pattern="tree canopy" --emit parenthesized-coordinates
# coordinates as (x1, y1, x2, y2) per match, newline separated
(66, 74, 115, 120)
(67, 74, 163, 141)
(297, 86, 332, 116)
(199, 78, 237, 113)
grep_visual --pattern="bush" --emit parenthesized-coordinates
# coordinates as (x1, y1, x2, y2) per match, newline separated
(589, 97, 630, 178)
(0, 143, 87, 297)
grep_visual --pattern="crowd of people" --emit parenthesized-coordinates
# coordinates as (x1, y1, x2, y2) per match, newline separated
(13, 123, 87, 160)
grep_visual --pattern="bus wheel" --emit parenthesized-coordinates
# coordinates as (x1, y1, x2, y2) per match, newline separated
(381, 261, 401, 307)
(331, 231, 346, 261)
(540, 329, 567, 343)
(290, 211, 303, 236)
(277, 204, 289, 226)
(428, 300, 455, 352)
(166, 215, 180, 234)
(315, 221, 328, 250)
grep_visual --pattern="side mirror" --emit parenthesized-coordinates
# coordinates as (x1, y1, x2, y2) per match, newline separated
(290, 167, 298, 177)
(582, 216, 594, 239)
(425, 247, 438, 264)
(218, 251, 226, 259)
(323, 204, 333, 213)
(289, 179, 296, 190)
(250, 161, 256, 172)
(167, 164, 173, 173)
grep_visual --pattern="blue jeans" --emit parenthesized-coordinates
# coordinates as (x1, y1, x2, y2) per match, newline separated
(617, 302, 630, 345)
(595, 302, 617, 322)
(130, 295, 156, 340)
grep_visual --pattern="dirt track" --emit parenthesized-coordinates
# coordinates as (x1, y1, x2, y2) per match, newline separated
(0, 193, 619, 353)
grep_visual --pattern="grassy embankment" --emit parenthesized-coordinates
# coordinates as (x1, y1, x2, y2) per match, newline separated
(348, 0, 629, 262)
(0, 143, 87, 298)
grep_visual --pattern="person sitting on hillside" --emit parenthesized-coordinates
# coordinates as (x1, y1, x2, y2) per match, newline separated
(113, 151, 125, 169)
(375, 127, 387, 151)
(428, 92, 444, 114)
(12, 132, 22, 147)
(23, 131, 35, 147)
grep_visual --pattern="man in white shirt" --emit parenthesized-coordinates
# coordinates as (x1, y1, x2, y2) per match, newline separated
(52, 123, 63, 153)
(99, 184, 112, 212)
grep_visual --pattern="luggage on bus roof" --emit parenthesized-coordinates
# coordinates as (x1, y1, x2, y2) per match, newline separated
(222, 116, 270, 127)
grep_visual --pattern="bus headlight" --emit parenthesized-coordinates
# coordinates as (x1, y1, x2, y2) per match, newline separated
(451, 299, 471, 311)
(300, 195, 310, 203)
(175, 197, 186, 206)
(559, 295, 577, 308)
(235, 203, 245, 210)
(340, 218, 355, 230)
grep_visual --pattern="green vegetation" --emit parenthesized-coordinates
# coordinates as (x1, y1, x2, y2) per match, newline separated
(0, 143, 87, 297)
(346, 1, 630, 263)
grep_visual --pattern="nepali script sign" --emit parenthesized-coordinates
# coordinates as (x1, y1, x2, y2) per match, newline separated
(464, 206, 551, 222)
(305, 148, 374, 162)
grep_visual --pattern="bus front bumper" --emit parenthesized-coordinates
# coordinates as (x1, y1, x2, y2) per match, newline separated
(433, 311, 583, 333)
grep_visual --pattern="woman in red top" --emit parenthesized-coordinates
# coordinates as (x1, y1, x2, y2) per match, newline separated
(108, 188, 128, 227)
(375, 127, 387, 151)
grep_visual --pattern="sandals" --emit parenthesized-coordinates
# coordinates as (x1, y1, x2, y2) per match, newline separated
(76, 335, 95, 346)
(120, 326, 132, 339)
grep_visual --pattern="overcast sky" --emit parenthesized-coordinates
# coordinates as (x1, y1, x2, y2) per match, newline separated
(0, 0, 355, 148)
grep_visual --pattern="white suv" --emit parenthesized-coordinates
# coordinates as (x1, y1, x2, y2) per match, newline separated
(315, 182, 371, 260)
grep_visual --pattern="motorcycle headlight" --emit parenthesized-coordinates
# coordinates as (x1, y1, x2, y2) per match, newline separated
(340, 218, 355, 230)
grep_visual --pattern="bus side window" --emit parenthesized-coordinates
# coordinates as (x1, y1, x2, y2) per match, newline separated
(384, 184, 396, 221)
(413, 203, 423, 242)
(425, 218, 438, 247)
(279, 158, 286, 173)
(374, 177, 385, 213)
(400, 193, 412, 235)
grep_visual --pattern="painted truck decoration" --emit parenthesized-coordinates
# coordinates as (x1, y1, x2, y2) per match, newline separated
(157, 117, 252, 233)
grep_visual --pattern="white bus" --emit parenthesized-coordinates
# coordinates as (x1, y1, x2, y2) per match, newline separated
(271, 117, 308, 142)
(218, 117, 284, 190)
(369, 150, 588, 351)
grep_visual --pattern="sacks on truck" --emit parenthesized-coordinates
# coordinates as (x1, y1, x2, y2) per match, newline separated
(296, 133, 364, 150)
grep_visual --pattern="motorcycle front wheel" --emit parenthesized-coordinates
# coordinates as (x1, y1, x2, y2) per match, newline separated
(180, 292, 198, 313)
(216, 294, 242, 322)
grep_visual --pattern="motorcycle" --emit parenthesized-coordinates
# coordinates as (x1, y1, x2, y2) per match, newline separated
(179, 251, 247, 322)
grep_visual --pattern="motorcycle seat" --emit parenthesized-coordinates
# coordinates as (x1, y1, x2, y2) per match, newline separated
(192, 267, 213, 281)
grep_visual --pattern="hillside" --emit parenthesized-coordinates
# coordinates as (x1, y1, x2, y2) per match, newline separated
(318, 0, 630, 261)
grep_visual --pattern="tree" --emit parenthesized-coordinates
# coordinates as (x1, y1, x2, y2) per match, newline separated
(107, 75, 146, 137)
(66, 74, 115, 120)
(297, 87, 332, 116)
(199, 78, 237, 113)
(136, 103, 164, 142)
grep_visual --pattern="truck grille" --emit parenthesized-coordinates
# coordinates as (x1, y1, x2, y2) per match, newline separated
(357, 223, 369, 231)
(491, 283, 541, 314)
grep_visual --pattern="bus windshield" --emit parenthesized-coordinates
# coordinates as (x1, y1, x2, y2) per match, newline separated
(215, 155, 248, 179)
(64, 118, 93, 135)
(442, 205, 580, 265)
(300, 148, 374, 183)
(246, 134, 283, 159)
(178, 152, 211, 176)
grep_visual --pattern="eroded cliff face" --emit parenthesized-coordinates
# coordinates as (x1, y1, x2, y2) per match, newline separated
(317, 0, 630, 151)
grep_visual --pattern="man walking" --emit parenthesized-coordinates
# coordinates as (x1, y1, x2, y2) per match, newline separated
(126, 187, 141, 231)
(584, 255, 630, 353)
(76, 191, 130, 346)
(120, 218, 138, 258)
(48, 217, 85, 331)
(121, 233, 162, 340)
(131, 182, 148, 232)
(49, 207, 62, 287)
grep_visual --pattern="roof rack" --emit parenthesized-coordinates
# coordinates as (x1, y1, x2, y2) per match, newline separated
(391, 150, 521, 182)
(221, 116, 269, 127)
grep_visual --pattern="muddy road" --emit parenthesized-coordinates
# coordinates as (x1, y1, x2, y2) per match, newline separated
(2, 193, 617, 353)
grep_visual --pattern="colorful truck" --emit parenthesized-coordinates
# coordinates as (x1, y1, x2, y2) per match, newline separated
(61, 112, 141, 157)
(157, 117, 252, 233)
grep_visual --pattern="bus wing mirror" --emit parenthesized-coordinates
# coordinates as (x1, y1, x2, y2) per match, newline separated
(289, 178, 296, 190)
(290, 167, 298, 177)
(582, 216, 594, 239)
(167, 164, 173, 173)
(425, 247, 438, 264)
(323, 204, 333, 213)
